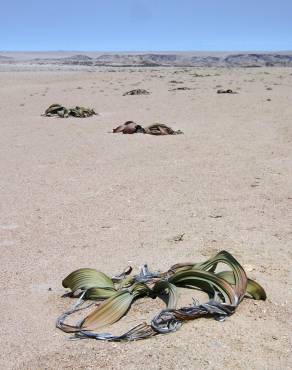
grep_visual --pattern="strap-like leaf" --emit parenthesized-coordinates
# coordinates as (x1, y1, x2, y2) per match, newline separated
(62, 268, 114, 292)
(169, 269, 237, 305)
(85, 287, 117, 300)
(153, 280, 178, 308)
(216, 271, 266, 300)
(195, 251, 248, 303)
(81, 290, 134, 330)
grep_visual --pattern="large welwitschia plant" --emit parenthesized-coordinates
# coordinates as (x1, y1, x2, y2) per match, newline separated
(56, 251, 266, 341)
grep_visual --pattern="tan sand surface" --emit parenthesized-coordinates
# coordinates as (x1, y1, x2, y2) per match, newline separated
(0, 66, 291, 369)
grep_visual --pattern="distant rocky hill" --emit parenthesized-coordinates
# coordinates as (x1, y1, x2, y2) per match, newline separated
(1, 52, 292, 67)
(93, 53, 292, 67)
(223, 53, 292, 67)
(0, 55, 13, 61)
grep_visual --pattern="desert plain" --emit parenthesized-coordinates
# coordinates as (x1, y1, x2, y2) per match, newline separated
(0, 57, 291, 369)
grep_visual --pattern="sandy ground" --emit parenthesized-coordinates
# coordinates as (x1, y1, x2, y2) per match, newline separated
(0, 66, 291, 369)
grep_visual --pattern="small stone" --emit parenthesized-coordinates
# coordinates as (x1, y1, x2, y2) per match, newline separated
(172, 233, 185, 242)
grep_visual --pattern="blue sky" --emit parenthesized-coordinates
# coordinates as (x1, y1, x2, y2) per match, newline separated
(1, 0, 291, 51)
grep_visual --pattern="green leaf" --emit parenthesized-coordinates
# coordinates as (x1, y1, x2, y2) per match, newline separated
(194, 250, 248, 303)
(85, 287, 117, 300)
(153, 280, 178, 308)
(216, 271, 266, 300)
(169, 269, 237, 305)
(81, 290, 134, 330)
(130, 283, 152, 298)
(62, 268, 114, 293)
(245, 278, 267, 300)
